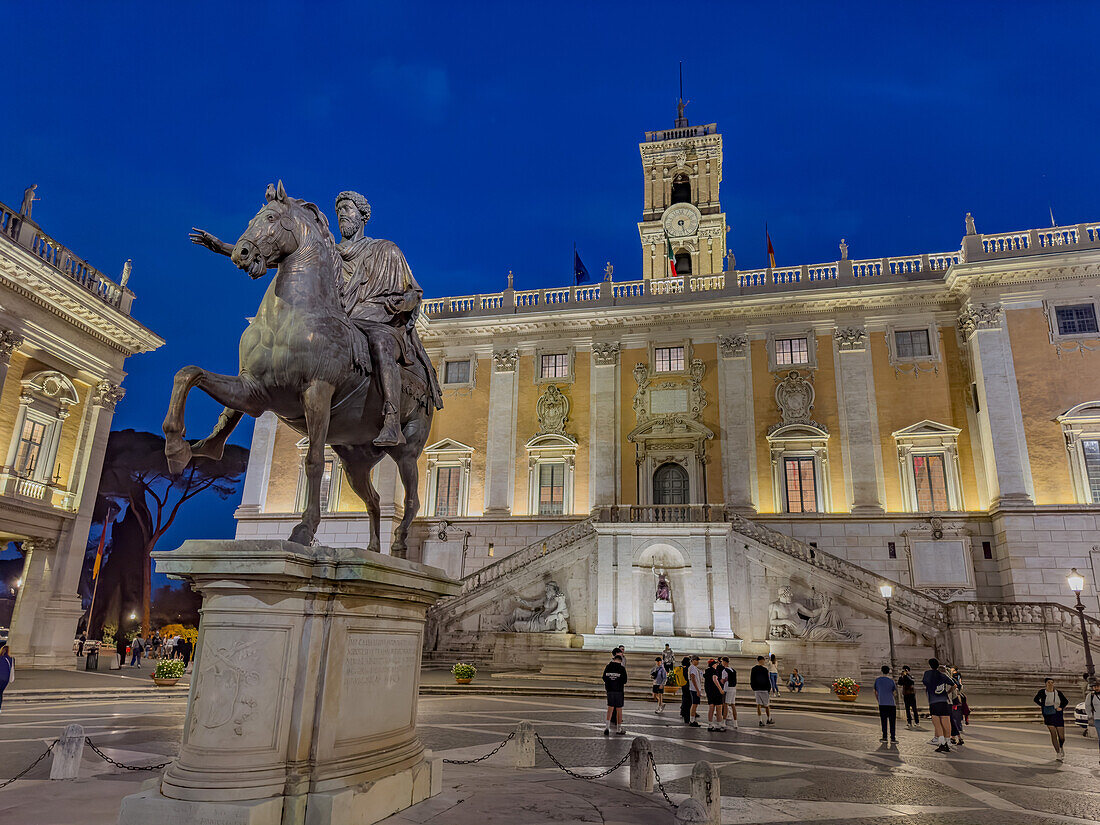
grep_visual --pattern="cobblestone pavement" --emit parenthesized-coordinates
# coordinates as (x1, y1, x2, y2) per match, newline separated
(2, 693, 1099, 824)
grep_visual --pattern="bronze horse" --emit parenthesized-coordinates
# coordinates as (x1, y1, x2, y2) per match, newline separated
(163, 181, 433, 553)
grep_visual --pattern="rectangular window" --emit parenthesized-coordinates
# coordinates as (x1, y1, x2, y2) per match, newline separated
(1083, 439, 1100, 502)
(894, 329, 932, 358)
(912, 453, 949, 511)
(538, 463, 565, 515)
(1055, 304, 1099, 336)
(443, 360, 470, 385)
(982, 541, 993, 560)
(14, 418, 48, 476)
(888, 541, 897, 559)
(434, 466, 462, 517)
(775, 337, 809, 366)
(783, 457, 817, 513)
(654, 346, 685, 373)
(540, 353, 569, 379)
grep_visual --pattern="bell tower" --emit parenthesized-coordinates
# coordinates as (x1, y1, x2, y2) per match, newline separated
(637, 99, 727, 280)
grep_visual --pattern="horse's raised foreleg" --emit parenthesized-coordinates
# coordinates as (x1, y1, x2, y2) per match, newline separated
(390, 449, 423, 560)
(289, 380, 335, 546)
(191, 407, 244, 461)
(163, 368, 265, 474)
(333, 444, 384, 553)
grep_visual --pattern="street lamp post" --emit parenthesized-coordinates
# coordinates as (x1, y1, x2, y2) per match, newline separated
(879, 583, 897, 674)
(1067, 569, 1096, 678)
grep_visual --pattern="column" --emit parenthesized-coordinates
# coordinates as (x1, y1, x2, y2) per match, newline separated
(958, 303, 1034, 503)
(237, 411, 278, 515)
(594, 530, 616, 634)
(833, 325, 885, 513)
(6, 538, 55, 662)
(15, 381, 122, 666)
(589, 343, 619, 509)
(716, 335, 756, 513)
(708, 529, 735, 637)
(683, 535, 712, 637)
(484, 349, 518, 514)
(0, 328, 24, 398)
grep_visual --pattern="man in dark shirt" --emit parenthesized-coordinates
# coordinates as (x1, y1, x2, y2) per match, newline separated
(922, 657, 953, 752)
(602, 652, 628, 736)
(750, 656, 774, 726)
(897, 665, 919, 729)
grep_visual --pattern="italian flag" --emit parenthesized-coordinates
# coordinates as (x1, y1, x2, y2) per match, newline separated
(665, 234, 677, 277)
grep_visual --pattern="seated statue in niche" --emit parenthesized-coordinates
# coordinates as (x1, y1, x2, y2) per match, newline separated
(768, 586, 860, 641)
(509, 581, 569, 633)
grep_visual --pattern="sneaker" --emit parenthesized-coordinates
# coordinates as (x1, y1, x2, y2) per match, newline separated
(731, 721, 738, 728)
(880, 736, 888, 742)
(654, 710, 660, 715)
(759, 721, 765, 727)
(1056, 750, 1064, 762)
(935, 743, 951, 753)
(718, 725, 727, 731)
(928, 737, 940, 745)
(891, 738, 899, 743)
(950, 738, 957, 745)
(689, 721, 701, 727)
(957, 738, 964, 745)
(616, 728, 626, 735)
(766, 719, 775, 725)
(707, 726, 717, 731)
(603, 728, 610, 736)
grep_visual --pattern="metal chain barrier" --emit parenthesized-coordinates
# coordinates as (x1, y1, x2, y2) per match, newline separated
(534, 731, 631, 780)
(442, 729, 516, 764)
(85, 738, 172, 771)
(651, 760, 676, 807)
(0, 740, 57, 790)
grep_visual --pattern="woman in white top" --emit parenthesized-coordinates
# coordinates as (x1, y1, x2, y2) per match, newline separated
(1032, 678, 1069, 760)
(768, 654, 780, 696)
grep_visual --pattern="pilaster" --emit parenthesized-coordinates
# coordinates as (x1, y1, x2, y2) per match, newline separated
(0, 327, 24, 398)
(594, 531, 616, 634)
(613, 536, 639, 634)
(717, 334, 756, 512)
(237, 411, 279, 516)
(484, 349, 518, 514)
(833, 326, 885, 513)
(589, 343, 620, 508)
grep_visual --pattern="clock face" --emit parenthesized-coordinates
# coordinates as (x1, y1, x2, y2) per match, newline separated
(663, 204, 699, 237)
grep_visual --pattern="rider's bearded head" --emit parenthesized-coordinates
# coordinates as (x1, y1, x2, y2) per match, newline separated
(335, 191, 371, 240)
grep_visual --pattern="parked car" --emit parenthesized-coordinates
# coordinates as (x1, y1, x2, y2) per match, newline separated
(1074, 701, 1089, 729)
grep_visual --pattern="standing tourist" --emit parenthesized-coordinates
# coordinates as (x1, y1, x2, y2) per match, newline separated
(704, 659, 726, 731)
(676, 656, 692, 724)
(129, 634, 144, 668)
(687, 656, 703, 727)
(662, 644, 675, 671)
(922, 658, 954, 752)
(115, 635, 128, 669)
(651, 656, 667, 714)
(602, 652, 628, 735)
(0, 645, 13, 713)
(720, 657, 738, 728)
(898, 665, 920, 728)
(751, 656, 774, 726)
(874, 665, 899, 743)
(768, 653, 781, 696)
(1033, 678, 1069, 761)
(1084, 678, 1100, 764)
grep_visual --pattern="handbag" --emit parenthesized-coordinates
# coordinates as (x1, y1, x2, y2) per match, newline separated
(1041, 702, 1057, 717)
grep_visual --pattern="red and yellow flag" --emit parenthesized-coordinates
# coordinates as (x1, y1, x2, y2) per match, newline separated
(766, 225, 776, 269)
(91, 522, 107, 580)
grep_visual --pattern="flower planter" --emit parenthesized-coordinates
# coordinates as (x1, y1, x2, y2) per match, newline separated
(152, 676, 181, 687)
(454, 677, 473, 685)
(835, 693, 858, 702)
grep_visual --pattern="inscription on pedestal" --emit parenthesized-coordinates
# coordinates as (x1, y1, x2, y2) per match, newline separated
(337, 631, 420, 742)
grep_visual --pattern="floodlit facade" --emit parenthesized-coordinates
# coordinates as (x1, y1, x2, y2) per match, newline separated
(0, 197, 163, 667)
(236, 111, 1100, 682)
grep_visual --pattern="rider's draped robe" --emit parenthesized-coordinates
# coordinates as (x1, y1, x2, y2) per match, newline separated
(336, 236, 443, 409)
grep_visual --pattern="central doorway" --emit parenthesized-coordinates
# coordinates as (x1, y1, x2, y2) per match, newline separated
(653, 462, 689, 505)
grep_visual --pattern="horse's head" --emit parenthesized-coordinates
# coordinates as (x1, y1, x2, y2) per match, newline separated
(232, 181, 330, 279)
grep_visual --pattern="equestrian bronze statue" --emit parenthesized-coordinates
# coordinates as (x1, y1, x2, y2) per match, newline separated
(163, 181, 442, 554)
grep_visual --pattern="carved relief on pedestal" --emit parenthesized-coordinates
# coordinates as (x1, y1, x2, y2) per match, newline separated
(492, 349, 518, 373)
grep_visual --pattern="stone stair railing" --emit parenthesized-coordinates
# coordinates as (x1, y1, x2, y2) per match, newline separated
(948, 601, 1100, 644)
(725, 512, 949, 628)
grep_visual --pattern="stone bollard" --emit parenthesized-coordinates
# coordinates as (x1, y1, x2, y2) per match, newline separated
(628, 736, 654, 792)
(690, 760, 720, 825)
(675, 798, 709, 824)
(50, 724, 85, 780)
(505, 721, 535, 768)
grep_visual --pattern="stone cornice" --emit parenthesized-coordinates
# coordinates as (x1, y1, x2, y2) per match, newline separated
(0, 246, 164, 355)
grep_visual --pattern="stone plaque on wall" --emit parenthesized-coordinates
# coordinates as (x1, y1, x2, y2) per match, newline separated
(650, 388, 689, 414)
(336, 630, 420, 744)
(909, 540, 972, 588)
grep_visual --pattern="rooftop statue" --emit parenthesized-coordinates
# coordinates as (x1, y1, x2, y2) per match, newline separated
(167, 181, 441, 553)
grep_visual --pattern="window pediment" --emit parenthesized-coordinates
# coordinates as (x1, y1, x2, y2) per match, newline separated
(426, 438, 475, 454)
(1057, 402, 1100, 426)
(766, 423, 829, 444)
(20, 370, 79, 418)
(627, 415, 714, 445)
(892, 420, 961, 445)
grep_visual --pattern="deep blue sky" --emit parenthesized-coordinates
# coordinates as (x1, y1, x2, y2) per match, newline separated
(4, 2, 1099, 557)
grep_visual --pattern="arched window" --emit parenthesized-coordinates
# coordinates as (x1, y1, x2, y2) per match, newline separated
(674, 250, 692, 276)
(653, 462, 689, 505)
(671, 173, 691, 205)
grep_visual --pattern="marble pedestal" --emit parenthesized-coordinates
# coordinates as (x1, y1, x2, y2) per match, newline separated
(118, 540, 459, 825)
(652, 601, 675, 635)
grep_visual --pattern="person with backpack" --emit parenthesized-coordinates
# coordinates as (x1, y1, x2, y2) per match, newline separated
(922, 657, 954, 752)
(651, 656, 667, 714)
(897, 666, 919, 729)
(704, 659, 726, 731)
(602, 652, 628, 736)
(720, 656, 738, 728)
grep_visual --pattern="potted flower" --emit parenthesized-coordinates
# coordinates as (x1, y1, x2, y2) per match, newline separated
(451, 662, 477, 684)
(152, 657, 186, 687)
(831, 677, 860, 702)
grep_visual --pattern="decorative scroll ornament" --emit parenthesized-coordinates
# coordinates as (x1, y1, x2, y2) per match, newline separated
(92, 380, 126, 410)
(536, 384, 570, 436)
(834, 326, 867, 352)
(0, 328, 24, 363)
(592, 342, 620, 366)
(492, 348, 518, 373)
(718, 334, 749, 359)
(957, 302, 1003, 338)
(775, 370, 817, 426)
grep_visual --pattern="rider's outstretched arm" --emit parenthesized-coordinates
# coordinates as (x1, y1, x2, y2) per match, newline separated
(189, 228, 235, 257)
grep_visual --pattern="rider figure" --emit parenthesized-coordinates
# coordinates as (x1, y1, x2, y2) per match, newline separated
(334, 190, 442, 447)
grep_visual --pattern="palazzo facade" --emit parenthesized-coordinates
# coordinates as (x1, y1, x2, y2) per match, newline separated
(236, 112, 1100, 682)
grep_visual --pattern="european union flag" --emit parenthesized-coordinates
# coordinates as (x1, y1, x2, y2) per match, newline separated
(574, 246, 590, 284)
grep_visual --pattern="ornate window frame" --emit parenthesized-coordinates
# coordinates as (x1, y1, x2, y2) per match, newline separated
(535, 346, 575, 385)
(525, 433, 577, 515)
(649, 339, 691, 376)
(891, 420, 963, 512)
(425, 438, 474, 517)
(4, 370, 79, 485)
(440, 355, 476, 389)
(294, 437, 342, 513)
(886, 321, 941, 367)
(766, 424, 831, 513)
(1044, 297, 1100, 343)
(766, 330, 817, 372)
(1056, 402, 1100, 504)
